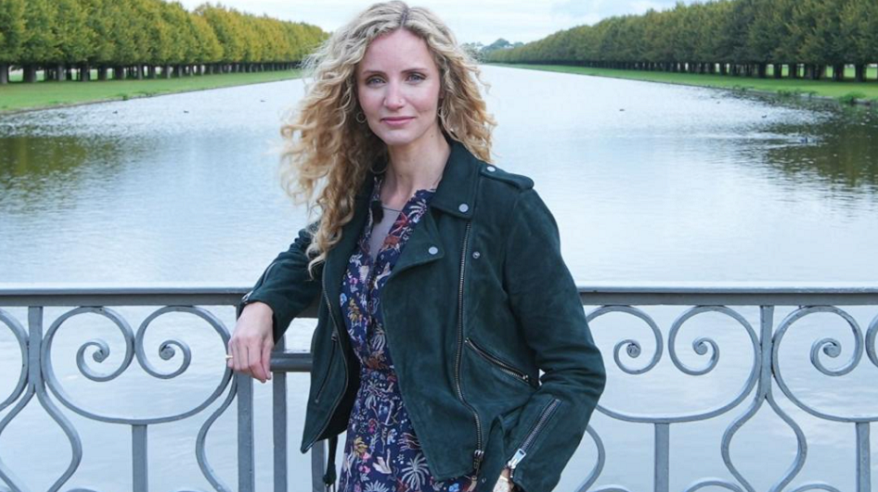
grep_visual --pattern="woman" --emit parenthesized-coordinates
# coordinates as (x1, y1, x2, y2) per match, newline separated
(227, 2, 606, 491)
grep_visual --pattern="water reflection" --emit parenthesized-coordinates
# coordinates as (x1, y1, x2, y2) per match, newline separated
(762, 119, 878, 192)
(0, 135, 131, 213)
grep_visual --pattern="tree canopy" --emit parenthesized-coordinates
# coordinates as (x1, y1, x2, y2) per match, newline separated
(0, 0, 327, 68)
(486, 0, 878, 72)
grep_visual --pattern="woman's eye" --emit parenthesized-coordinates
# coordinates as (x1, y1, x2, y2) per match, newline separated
(408, 73, 425, 82)
(366, 77, 384, 85)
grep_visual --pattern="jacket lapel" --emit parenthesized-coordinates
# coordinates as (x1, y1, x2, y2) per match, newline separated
(320, 139, 483, 327)
(321, 178, 373, 331)
(390, 206, 445, 277)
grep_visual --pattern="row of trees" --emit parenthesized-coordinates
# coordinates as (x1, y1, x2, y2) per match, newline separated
(0, 0, 328, 84)
(486, 0, 878, 82)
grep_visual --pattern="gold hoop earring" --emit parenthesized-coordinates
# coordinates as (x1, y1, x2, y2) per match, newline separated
(355, 111, 367, 124)
(369, 160, 388, 174)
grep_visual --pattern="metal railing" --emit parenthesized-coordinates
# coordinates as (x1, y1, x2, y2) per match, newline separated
(0, 284, 876, 492)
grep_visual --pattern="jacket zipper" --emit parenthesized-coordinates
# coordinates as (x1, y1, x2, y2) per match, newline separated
(464, 338, 531, 385)
(454, 222, 485, 473)
(242, 259, 281, 303)
(313, 331, 338, 404)
(305, 271, 349, 451)
(506, 398, 562, 481)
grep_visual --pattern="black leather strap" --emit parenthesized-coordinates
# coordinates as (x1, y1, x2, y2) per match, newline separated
(323, 436, 339, 490)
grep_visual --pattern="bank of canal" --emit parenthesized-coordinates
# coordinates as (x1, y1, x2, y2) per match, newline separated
(0, 70, 303, 114)
(491, 63, 878, 106)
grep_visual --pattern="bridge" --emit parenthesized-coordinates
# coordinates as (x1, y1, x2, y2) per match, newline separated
(1, 285, 875, 492)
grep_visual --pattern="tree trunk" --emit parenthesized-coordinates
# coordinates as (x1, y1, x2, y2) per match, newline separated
(757, 63, 767, 78)
(832, 63, 845, 82)
(80, 63, 90, 81)
(147, 65, 156, 79)
(773, 63, 783, 79)
(0, 63, 8, 84)
(855, 63, 866, 82)
(114, 66, 124, 80)
(98, 66, 108, 81)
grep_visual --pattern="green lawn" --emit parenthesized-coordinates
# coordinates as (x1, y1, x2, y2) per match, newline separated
(491, 63, 878, 103)
(0, 70, 302, 113)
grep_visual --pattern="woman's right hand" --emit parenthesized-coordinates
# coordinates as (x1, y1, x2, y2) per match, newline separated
(227, 302, 275, 383)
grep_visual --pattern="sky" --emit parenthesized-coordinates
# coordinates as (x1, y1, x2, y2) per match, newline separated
(177, 0, 698, 45)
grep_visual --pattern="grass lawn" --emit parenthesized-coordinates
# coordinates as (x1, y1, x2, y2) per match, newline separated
(491, 63, 878, 104)
(0, 70, 302, 113)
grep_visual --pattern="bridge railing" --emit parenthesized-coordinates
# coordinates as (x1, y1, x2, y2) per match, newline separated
(0, 284, 876, 492)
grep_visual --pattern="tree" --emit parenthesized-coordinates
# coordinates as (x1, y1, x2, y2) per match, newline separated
(54, 0, 94, 80)
(190, 12, 223, 70)
(839, 0, 878, 81)
(0, 0, 27, 84)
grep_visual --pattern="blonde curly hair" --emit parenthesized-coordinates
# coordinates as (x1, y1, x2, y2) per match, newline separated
(279, 1, 496, 278)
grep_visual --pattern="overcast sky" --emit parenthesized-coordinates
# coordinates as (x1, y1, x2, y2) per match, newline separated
(177, 0, 698, 45)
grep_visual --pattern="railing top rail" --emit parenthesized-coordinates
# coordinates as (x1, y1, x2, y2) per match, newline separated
(1, 282, 877, 306)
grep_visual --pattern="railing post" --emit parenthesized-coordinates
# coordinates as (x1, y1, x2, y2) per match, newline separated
(132, 425, 148, 492)
(312, 440, 326, 492)
(273, 337, 288, 492)
(856, 422, 871, 492)
(237, 373, 255, 492)
(655, 423, 669, 492)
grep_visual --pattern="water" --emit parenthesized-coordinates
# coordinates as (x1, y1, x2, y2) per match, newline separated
(1, 66, 877, 491)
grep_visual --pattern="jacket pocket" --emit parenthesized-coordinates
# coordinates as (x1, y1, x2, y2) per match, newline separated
(313, 332, 338, 404)
(464, 337, 532, 386)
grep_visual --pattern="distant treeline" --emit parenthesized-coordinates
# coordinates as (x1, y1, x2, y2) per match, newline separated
(486, 0, 878, 82)
(0, 0, 328, 84)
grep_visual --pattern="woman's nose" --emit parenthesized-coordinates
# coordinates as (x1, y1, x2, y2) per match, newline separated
(383, 82, 405, 109)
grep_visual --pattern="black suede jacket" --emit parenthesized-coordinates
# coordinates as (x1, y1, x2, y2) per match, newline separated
(236, 139, 606, 492)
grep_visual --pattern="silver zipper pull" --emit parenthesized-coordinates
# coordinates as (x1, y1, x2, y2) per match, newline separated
(507, 448, 526, 469)
(473, 449, 485, 473)
(506, 448, 526, 480)
(506, 448, 527, 472)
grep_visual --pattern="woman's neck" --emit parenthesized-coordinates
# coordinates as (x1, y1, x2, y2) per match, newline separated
(381, 131, 450, 206)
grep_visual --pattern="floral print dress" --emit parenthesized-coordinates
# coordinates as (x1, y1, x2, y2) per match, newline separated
(338, 175, 478, 492)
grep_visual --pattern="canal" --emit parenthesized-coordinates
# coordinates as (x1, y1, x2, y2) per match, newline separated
(1, 65, 876, 491)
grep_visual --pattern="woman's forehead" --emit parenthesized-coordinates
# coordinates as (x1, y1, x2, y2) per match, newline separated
(359, 29, 438, 72)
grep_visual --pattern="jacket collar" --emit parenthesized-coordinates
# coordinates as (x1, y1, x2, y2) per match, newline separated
(324, 139, 481, 335)
(357, 138, 481, 219)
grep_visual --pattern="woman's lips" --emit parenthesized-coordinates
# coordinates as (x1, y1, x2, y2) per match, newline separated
(382, 116, 414, 126)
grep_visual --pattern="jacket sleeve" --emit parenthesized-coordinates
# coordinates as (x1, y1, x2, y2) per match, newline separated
(235, 220, 323, 345)
(501, 189, 606, 492)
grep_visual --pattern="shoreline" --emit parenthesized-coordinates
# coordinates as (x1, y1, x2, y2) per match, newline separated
(488, 63, 878, 107)
(0, 71, 303, 115)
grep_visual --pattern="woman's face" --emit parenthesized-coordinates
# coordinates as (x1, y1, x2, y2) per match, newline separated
(356, 28, 443, 151)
